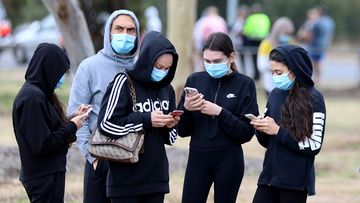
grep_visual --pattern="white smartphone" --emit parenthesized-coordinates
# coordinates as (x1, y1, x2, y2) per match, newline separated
(245, 113, 258, 120)
(184, 87, 199, 96)
(85, 107, 93, 115)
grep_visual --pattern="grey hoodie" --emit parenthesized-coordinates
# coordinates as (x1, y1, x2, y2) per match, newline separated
(67, 10, 140, 163)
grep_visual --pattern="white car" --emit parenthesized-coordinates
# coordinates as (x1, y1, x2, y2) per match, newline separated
(12, 15, 63, 64)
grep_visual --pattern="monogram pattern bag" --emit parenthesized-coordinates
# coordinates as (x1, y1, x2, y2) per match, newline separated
(89, 73, 144, 163)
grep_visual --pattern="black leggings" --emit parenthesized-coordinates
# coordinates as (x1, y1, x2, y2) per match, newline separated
(181, 146, 244, 203)
(110, 193, 164, 203)
(22, 172, 65, 203)
(253, 185, 308, 203)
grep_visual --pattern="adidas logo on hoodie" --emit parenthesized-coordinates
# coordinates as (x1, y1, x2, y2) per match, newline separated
(136, 99, 169, 112)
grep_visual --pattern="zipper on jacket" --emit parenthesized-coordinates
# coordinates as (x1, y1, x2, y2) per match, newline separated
(214, 80, 221, 103)
(212, 80, 221, 119)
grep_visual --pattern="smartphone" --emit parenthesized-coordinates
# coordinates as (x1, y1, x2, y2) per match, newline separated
(170, 110, 184, 117)
(184, 87, 199, 96)
(85, 107, 93, 115)
(245, 113, 258, 121)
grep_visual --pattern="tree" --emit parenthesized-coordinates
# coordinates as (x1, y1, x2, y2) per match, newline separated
(167, 0, 197, 101)
(42, 0, 95, 75)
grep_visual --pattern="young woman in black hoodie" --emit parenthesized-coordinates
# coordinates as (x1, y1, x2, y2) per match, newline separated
(177, 32, 259, 203)
(12, 43, 89, 202)
(250, 44, 326, 203)
(97, 31, 178, 203)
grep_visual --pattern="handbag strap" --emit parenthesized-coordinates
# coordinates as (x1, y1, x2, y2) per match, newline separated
(124, 72, 138, 112)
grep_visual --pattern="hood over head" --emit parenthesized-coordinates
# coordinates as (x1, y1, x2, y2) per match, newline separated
(25, 43, 70, 96)
(101, 9, 140, 63)
(128, 31, 178, 88)
(271, 44, 314, 87)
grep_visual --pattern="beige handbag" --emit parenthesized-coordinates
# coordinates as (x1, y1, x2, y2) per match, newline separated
(89, 73, 144, 163)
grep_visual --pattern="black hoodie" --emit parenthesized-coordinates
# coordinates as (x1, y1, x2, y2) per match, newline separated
(12, 43, 77, 182)
(256, 45, 326, 195)
(177, 71, 258, 149)
(97, 31, 178, 196)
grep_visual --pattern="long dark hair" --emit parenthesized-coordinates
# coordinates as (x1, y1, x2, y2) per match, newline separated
(270, 50, 313, 141)
(202, 32, 237, 71)
(50, 93, 69, 123)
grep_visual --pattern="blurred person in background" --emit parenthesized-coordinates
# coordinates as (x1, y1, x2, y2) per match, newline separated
(193, 6, 228, 72)
(257, 17, 295, 96)
(144, 6, 162, 33)
(12, 43, 89, 203)
(307, 6, 335, 83)
(297, 8, 318, 48)
(230, 5, 250, 73)
(241, 4, 271, 80)
(251, 44, 326, 203)
(67, 10, 140, 203)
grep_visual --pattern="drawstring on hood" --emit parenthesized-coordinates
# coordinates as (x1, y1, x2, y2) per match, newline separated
(271, 44, 314, 87)
(100, 9, 140, 69)
(25, 43, 70, 96)
(128, 31, 178, 89)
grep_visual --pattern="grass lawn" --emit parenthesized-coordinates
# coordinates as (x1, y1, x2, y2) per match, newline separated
(0, 69, 359, 202)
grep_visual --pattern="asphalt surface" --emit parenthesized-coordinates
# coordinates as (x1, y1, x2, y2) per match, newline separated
(0, 48, 359, 88)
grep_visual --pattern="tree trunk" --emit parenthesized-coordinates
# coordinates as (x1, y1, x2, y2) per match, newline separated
(167, 0, 197, 102)
(42, 0, 95, 75)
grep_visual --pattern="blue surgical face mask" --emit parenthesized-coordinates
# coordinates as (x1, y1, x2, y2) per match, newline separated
(278, 34, 292, 44)
(204, 60, 229, 79)
(272, 71, 294, 90)
(55, 75, 65, 89)
(111, 33, 136, 54)
(150, 67, 169, 82)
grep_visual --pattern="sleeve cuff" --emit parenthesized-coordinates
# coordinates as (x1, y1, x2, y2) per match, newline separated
(142, 112, 152, 128)
(276, 127, 288, 142)
(217, 108, 229, 120)
(69, 121, 78, 134)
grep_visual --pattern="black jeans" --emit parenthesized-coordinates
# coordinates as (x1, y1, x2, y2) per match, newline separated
(83, 159, 110, 203)
(22, 172, 65, 203)
(110, 193, 165, 203)
(253, 185, 308, 203)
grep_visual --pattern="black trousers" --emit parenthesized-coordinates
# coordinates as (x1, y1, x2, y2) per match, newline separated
(22, 172, 65, 203)
(110, 193, 165, 203)
(181, 146, 244, 203)
(253, 185, 308, 203)
(83, 159, 110, 203)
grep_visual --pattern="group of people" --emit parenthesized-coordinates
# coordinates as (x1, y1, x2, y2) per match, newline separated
(12, 8, 326, 203)
(229, 5, 334, 95)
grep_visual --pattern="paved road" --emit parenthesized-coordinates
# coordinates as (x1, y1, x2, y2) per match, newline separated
(0, 48, 26, 69)
(1, 48, 359, 88)
(240, 51, 359, 88)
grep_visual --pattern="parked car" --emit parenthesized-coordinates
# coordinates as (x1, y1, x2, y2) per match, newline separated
(12, 15, 62, 64)
(0, 18, 12, 53)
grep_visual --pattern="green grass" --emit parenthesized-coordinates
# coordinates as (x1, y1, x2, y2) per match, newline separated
(0, 69, 72, 114)
(1, 69, 360, 203)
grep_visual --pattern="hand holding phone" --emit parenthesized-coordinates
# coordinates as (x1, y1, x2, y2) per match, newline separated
(170, 110, 184, 117)
(184, 87, 199, 96)
(245, 113, 258, 121)
(85, 107, 93, 115)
